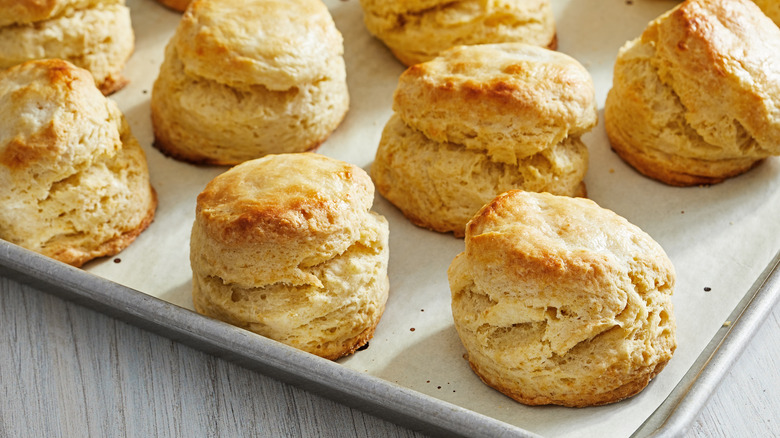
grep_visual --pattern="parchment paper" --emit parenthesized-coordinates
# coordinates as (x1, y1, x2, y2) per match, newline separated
(87, 0, 780, 436)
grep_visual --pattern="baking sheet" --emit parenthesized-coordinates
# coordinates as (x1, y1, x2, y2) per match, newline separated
(24, 0, 780, 437)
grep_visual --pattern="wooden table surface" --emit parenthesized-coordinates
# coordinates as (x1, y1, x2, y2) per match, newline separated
(2, 275, 778, 437)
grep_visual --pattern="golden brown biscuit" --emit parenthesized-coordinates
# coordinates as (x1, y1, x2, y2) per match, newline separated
(372, 114, 587, 237)
(151, 0, 349, 165)
(0, 0, 108, 26)
(605, 0, 780, 186)
(359, 0, 556, 66)
(372, 43, 596, 237)
(0, 0, 134, 95)
(191, 153, 389, 360)
(0, 59, 157, 267)
(394, 43, 598, 165)
(449, 190, 677, 407)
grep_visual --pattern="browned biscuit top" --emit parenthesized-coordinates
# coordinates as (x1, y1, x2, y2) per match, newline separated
(196, 153, 374, 248)
(174, 0, 343, 90)
(0, 0, 122, 26)
(0, 59, 120, 175)
(449, 190, 676, 406)
(393, 43, 597, 163)
(465, 191, 676, 331)
(643, 0, 780, 151)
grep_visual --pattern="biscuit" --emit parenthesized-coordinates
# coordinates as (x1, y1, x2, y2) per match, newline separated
(449, 190, 677, 407)
(151, 0, 349, 165)
(394, 43, 598, 165)
(191, 153, 389, 360)
(0, 0, 108, 25)
(371, 43, 597, 237)
(604, 0, 780, 186)
(0, 0, 134, 95)
(372, 114, 587, 237)
(359, 0, 556, 66)
(0, 59, 157, 267)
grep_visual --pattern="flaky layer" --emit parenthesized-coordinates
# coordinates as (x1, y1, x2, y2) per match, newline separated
(605, 0, 780, 186)
(151, 42, 348, 165)
(449, 191, 676, 407)
(191, 153, 390, 360)
(0, 0, 123, 26)
(360, 0, 556, 66)
(372, 115, 587, 237)
(175, 0, 344, 90)
(193, 212, 389, 360)
(394, 43, 597, 164)
(0, 3, 134, 94)
(192, 154, 377, 287)
(0, 60, 156, 266)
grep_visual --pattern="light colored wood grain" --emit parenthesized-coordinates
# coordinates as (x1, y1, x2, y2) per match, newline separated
(1, 276, 778, 437)
(685, 305, 780, 438)
(0, 277, 427, 438)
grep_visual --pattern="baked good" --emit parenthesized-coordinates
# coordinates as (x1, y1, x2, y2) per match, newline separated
(191, 153, 389, 360)
(371, 43, 597, 237)
(393, 43, 597, 165)
(0, 59, 157, 267)
(449, 190, 677, 407)
(754, 0, 780, 25)
(604, 0, 780, 186)
(0, 0, 134, 95)
(359, 0, 556, 66)
(372, 114, 588, 236)
(155, 0, 191, 12)
(151, 0, 349, 165)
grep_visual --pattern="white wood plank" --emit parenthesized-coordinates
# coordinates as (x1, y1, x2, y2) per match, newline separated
(1, 276, 778, 437)
(0, 277, 427, 437)
(685, 306, 780, 437)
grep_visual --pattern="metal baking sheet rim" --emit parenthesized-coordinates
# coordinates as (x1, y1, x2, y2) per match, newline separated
(2, 240, 778, 438)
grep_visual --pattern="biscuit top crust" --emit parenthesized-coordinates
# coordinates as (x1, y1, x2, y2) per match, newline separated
(393, 43, 597, 162)
(359, 0, 451, 15)
(397, 43, 597, 131)
(0, 59, 121, 182)
(465, 190, 675, 291)
(643, 0, 780, 151)
(359, 0, 553, 29)
(196, 153, 374, 247)
(463, 190, 675, 353)
(174, 0, 343, 90)
(0, 0, 123, 26)
(466, 191, 661, 261)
